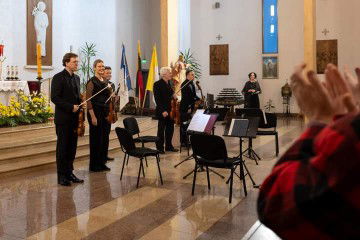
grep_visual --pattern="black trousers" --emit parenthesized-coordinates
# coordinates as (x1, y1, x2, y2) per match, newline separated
(88, 106, 109, 170)
(104, 121, 111, 158)
(55, 121, 78, 177)
(180, 111, 191, 144)
(156, 116, 174, 150)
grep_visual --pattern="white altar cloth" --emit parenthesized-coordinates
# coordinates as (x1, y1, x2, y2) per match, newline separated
(0, 81, 30, 105)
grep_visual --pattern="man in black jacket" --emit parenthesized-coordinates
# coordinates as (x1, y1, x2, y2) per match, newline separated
(153, 67, 178, 153)
(51, 53, 84, 186)
(179, 70, 200, 146)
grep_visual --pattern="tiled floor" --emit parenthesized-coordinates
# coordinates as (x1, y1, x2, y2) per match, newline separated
(0, 117, 304, 240)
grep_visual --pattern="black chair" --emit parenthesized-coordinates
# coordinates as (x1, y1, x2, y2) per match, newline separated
(115, 127, 163, 188)
(190, 134, 247, 203)
(207, 107, 229, 121)
(257, 112, 279, 156)
(123, 117, 160, 166)
(123, 117, 159, 145)
(236, 108, 279, 156)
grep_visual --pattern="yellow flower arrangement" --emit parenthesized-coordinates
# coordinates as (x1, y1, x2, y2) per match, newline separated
(0, 90, 54, 127)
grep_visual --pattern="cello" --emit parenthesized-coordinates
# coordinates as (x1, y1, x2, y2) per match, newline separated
(169, 82, 181, 125)
(194, 81, 206, 111)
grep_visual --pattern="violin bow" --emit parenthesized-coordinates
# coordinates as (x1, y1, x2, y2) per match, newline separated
(78, 83, 112, 107)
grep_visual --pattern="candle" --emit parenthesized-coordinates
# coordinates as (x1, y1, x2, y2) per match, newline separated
(36, 43, 42, 79)
(0, 44, 4, 57)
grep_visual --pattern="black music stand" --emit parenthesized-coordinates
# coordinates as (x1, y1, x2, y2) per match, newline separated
(223, 117, 260, 188)
(235, 108, 264, 163)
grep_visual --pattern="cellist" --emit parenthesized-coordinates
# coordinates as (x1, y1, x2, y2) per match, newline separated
(153, 67, 179, 154)
(51, 53, 84, 186)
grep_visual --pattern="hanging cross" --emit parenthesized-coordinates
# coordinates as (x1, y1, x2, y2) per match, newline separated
(322, 28, 330, 36)
(216, 34, 223, 40)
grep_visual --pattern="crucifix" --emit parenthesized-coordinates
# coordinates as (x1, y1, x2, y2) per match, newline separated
(216, 34, 223, 41)
(322, 28, 330, 36)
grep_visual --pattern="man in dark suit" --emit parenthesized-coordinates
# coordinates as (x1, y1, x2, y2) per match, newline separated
(179, 70, 200, 146)
(51, 53, 84, 186)
(153, 67, 178, 153)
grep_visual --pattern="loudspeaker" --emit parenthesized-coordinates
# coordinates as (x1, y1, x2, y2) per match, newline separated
(215, 2, 220, 9)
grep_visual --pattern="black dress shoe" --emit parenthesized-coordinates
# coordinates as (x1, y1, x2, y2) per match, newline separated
(106, 156, 114, 161)
(165, 147, 179, 152)
(157, 149, 165, 154)
(58, 176, 71, 186)
(68, 174, 84, 183)
(90, 167, 104, 172)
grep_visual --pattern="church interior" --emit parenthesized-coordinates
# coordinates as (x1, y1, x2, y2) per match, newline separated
(0, 0, 359, 239)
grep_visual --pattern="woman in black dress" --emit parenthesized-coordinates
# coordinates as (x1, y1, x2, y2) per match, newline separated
(242, 72, 261, 108)
(86, 59, 112, 172)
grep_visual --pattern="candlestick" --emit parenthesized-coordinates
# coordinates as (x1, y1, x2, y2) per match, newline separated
(36, 43, 42, 79)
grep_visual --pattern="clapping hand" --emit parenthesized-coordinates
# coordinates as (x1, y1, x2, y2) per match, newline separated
(290, 63, 335, 123)
(344, 66, 360, 111)
(324, 64, 357, 114)
(290, 63, 357, 124)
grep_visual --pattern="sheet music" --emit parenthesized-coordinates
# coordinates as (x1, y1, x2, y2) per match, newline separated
(187, 110, 210, 133)
(229, 119, 236, 135)
(261, 109, 268, 125)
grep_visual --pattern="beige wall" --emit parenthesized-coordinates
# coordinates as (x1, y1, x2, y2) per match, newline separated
(190, 0, 304, 113)
(317, 0, 360, 71)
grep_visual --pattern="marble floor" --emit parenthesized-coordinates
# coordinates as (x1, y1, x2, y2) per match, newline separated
(0, 117, 304, 240)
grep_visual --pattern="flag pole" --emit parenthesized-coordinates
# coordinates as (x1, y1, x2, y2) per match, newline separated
(141, 90, 148, 115)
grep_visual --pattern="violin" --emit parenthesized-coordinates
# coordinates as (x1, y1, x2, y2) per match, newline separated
(76, 93, 86, 137)
(106, 84, 120, 124)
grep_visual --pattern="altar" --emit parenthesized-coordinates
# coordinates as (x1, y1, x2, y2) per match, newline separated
(0, 81, 30, 105)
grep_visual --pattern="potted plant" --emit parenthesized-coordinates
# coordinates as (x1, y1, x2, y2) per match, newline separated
(79, 42, 97, 92)
(264, 99, 275, 113)
(180, 49, 202, 79)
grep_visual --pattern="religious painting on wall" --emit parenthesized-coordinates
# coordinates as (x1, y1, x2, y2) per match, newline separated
(210, 44, 229, 75)
(316, 40, 337, 74)
(262, 56, 278, 79)
(26, 0, 52, 67)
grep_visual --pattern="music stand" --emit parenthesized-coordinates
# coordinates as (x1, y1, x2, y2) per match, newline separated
(235, 108, 264, 162)
(174, 110, 224, 180)
(175, 109, 217, 168)
(223, 117, 260, 188)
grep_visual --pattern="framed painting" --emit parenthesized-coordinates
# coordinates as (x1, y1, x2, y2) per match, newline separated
(26, 0, 53, 67)
(316, 40, 338, 74)
(210, 44, 229, 75)
(262, 56, 278, 79)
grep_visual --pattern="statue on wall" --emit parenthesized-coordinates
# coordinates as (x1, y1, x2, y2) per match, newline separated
(171, 55, 188, 98)
(32, 1, 48, 56)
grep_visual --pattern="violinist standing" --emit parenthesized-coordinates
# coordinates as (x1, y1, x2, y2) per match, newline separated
(103, 66, 115, 161)
(86, 59, 112, 172)
(153, 67, 179, 154)
(51, 53, 84, 186)
(179, 70, 200, 147)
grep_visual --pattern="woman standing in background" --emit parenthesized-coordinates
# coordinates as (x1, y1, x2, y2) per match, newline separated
(242, 72, 261, 108)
